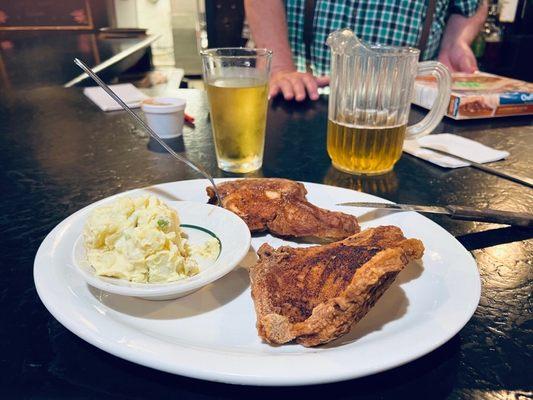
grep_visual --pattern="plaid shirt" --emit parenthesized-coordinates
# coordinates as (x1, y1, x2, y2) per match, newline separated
(286, 0, 481, 76)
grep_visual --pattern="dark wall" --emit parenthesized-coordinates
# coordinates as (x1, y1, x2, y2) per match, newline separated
(205, 0, 246, 48)
(0, 0, 110, 31)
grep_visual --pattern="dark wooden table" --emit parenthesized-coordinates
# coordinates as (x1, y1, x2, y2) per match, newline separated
(1, 87, 532, 399)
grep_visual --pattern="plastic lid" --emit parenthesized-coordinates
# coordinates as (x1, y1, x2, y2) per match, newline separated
(141, 97, 186, 114)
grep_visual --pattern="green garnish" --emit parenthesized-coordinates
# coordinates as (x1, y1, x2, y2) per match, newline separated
(157, 219, 169, 229)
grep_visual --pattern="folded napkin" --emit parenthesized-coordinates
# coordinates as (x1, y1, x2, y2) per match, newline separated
(83, 83, 148, 111)
(403, 133, 509, 168)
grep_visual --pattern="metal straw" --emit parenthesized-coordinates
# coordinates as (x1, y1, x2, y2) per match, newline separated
(73, 58, 220, 204)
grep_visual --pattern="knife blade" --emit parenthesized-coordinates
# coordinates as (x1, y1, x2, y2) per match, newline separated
(419, 146, 533, 189)
(337, 202, 533, 228)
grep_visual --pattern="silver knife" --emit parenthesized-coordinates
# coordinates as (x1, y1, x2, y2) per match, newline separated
(419, 146, 533, 189)
(337, 202, 533, 228)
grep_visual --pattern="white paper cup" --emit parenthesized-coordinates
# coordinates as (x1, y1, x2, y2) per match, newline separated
(141, 97, 186, 139)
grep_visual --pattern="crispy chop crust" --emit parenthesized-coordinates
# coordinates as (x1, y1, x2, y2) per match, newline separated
(207, 178, 359, 240)
(249, 226, 424, 347)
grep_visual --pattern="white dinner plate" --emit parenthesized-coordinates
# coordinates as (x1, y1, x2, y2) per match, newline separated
(34, 179, 480, 386)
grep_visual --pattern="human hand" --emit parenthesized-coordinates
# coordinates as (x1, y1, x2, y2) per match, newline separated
(437, 42, 478, 73)
(270, 70, 330, 101)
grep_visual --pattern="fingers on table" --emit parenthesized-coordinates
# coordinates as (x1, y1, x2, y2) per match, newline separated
(290, 77, 307, 101)
(270, 73, 330, 101)
(302, 75, 319, 100)
(277, 79, 295, 101)
(315, 75, 330, 87)
(269, 84, 281, 99)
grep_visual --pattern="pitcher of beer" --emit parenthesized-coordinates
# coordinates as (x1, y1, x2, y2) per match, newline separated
(326, 29, 451, 175)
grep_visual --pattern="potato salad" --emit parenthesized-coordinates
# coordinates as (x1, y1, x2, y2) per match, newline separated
(83, 196, 199, 283)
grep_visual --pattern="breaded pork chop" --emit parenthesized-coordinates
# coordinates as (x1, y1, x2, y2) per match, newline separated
(207, 178, 359, 240)
(249, 226, 424, 347)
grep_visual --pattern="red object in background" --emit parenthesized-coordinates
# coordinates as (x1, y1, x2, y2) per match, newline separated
(0, 10, 8, 24)
(0, 40, 14, 50)
(184, 113, 195, 126)
(70, 9, 88, 25)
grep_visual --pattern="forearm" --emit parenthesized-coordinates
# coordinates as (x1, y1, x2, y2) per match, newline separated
(244, 0, 295, 73)
(441, 0, 488, 50)
(244, 0, 328, 101)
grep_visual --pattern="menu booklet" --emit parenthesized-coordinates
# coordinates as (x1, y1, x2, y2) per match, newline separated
(413, 72, 533, 119)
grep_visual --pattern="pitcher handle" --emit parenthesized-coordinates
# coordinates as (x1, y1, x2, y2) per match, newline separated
(406, 61, 451, 140)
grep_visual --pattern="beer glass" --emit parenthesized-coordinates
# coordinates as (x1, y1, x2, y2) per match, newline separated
(327, 29, 451, 175)
(201, 48, 272, 173)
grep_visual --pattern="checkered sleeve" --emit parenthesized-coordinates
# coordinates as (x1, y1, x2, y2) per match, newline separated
(450, 0, 482, 17)
(285, 0, 480, 74)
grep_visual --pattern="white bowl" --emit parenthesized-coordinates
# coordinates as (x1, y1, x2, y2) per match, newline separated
(72, 201, 251, 300)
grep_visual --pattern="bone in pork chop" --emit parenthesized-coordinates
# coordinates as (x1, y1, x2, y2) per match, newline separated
(249, 225, 424, 347)
(206, 178, 359, 240)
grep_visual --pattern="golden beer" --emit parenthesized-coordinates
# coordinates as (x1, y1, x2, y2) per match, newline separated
(206, 78, 268, 173)
(327, 119, 406, 175)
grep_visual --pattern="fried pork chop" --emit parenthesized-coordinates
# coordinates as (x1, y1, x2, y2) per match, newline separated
(249, 226, 424, 347)
(206, 178, 359, 240)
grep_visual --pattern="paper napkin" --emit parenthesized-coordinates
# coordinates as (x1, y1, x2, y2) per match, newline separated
(403, 133, 510, 168)
(83, 83, 148, 111)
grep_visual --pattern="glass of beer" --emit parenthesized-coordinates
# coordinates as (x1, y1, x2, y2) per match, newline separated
(327, 29, 451, 175)
(201, 48, 272, 173)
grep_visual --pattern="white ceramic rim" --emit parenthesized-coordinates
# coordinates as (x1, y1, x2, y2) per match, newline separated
(141, 97, 186, 113)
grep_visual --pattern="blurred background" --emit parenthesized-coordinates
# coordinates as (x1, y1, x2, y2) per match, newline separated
(0, 0, 531, 92)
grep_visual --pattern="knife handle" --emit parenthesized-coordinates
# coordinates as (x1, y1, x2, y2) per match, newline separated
(446, 206, 533, 228)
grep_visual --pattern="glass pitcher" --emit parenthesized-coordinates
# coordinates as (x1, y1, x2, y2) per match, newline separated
(326, 29, 451, 175)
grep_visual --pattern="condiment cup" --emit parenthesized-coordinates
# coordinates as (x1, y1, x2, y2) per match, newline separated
(141, 97, 186, 139)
